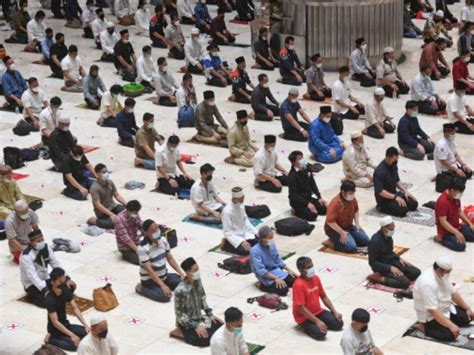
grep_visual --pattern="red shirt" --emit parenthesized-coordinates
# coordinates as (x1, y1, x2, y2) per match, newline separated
(452, 59, 469, 86)
(435, 191, 461, 237)
(292, 275, 326, 324)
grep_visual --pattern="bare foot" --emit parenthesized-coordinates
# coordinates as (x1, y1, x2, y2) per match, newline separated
(322, 239, 334, 249)
(44, 333, 50, 343)
(414, 322, 425, 333)
(169, 327, 184, 339)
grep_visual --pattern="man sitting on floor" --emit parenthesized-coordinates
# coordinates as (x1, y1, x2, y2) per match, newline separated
(135, 219, 185, 302)
(83, 65, 107, 110)
(61, 45, 85, 93)
(376, 46, 410, 98)
(194, 1, 212, 34)
(177, 0, 196, 24)
(287, 150, 327, 222)
(2, 56, 27, 111)
(324, 181, 369, 253)
(184, 27, 205, 74)
(254, 135, 288, 193)
(229, 56, 254, 104)
(0, 165, 24, 215)
(99, 85, 123, 128)
(137, 45, 157, 90)
(280, 87, 312, 142)
(190, 164, 226, 224)
(21, 77, 46, 130)
(134, 113, 164, 170)
(100, 22, 119, 62)
(174, 257, 224, 347)
(226, 110, 257, 168)
(250, 226, 297, 296)
(435, 178, 474, 252)
(39, 96, 62, 146)
(447, 81, 474, 134)
(363, 87, 396, 139)
(340, 308, 383, 355)
(154, 57, 179, 107)
(116, 97, 139, 148)
(333, 66, 366, 121)
(411, 64, 447, 115)
(397, 100, 435, 161)
(49, 33, 68, 78)
(113, 200, 143, 265)
(309, 106, 344, 164)
(210, 307, 249, 355)
(413, 255, 473, 342)
(77, 314, 119, 355)
(114, 29, 137, 82)
(149, 5, 168, 49)
(203, 44, 231, 87)
(165, 14, 185, 60)
(210, 8, 235, 45)
(91, 10, 106, 49)
(368, 216, 421, 289)
(221, 187, 258, 255)
(45, 267, 88, 352)
(293, 256, 343, 340)
(62, 145, 96, 201)
(279, 36, 305, 86)
(87, 164, 127, 230)
(155, 135, 195, 196)
(349, 37, 376, 87)
(342, 131, 376, 188)
(194, 90, 229, 144)
(253, 27, 278, 71)
(20, 229, 76, 308)
(305, 53, 332, 102)
(47, 117, 77, 171)
(251, 73, 280, 121)
(373, 147, 418, 217)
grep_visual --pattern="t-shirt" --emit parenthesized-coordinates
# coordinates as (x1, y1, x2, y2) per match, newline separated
(114, 40, 134, 67)
(90, 180, 118, 217)
(332, 79, 354, 114)
(21, 89, 46, 117)
(292, 275, 326, 324)
(447, 92, 467, 123)
(62, 155, 90, 187)
(46, 284, 73, 334)
(49, 43, 68, 71)
(99, 91, 119, 120)
(324, 194, 359, 234)
(435, 191, 461, 237)
(155, 144, 179, 177)
(134, 126, 161, 159)
(254, 148, 279, 179)
(434, 137, 457, 174)
(137, 238, 170, 282)
(61, 55, 82, 81)
(280, 98, 302, 131)
(5, 210, 39, 252)
(340, 326, 375, 355)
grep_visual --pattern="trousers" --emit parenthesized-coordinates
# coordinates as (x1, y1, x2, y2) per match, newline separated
(169, 46, 185, 60)
(308, 87, 332, 101)
(283, 122, 310, 142)
(352, 73, 375, 87)
(416, 99, 447, 115)
(256, 175, 288, 193)
(259, 274, 295, 296)
(222, 238, 258, 256)
(326, 225, 370, 253)
(158, 96, 177, 107)
(379, 259, 421, 289)
(425, 306, 470, 342)
(48, 324, 87, 351)
(300, 310, 344, 340)
(381, 80, 410, 98)
(120, 249, 139, 265)
(157, 175, 194, 196)
(340, 105, 366, 120)
(310, 144, 344, 164)
(25, 281, 76, 309)
(400, 138, 434, 161)
(96, 205, 126, 229)
(181, 320, 223, 347)
(365, 121, 395, 139)
(280, 69, 305, 86)
(253, 104, 280, 121)
(233, 89, 252, 104)
(454, 118, 474, 135)
(187, 63, 203, 74)
(138, 273, 181, 302)
(232, 152, 254, 168)
(378, 194, 418, 217)
(293, 198, 327, 222)
(440, 224, 474, 252)
(63, 179, 93, 201)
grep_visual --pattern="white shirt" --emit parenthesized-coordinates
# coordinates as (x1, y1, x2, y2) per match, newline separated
(332, 79, 355, 114)
(447, 92, 467, 123)
(39, 106, 60, 134)
(92, 18, 107, 39)
(20, 244, 62, 290)
(254, 148, 279, 179)
(82, 7, 97, 24)
(155, 145, 179, 177)
(340, 326, 375, 355)
(210, 325, 248, 355)
(100, 30, 120, 54)
(365, 98, 389, 128)
(221, 202, 257, 248)
(77, 333, 119, 355)
(135, 7, 151, 32)
(177, 0, 194, 18)
(136, 55, 157, 83)
(27, 19, 46, 42)
(61, 55, 82, 81)
(413, 266, 455, 322)
(0, 61, 6, 80)
(21, 89, 46, 117)
(460, 5, 474, 22)
(411, 72, 436, 101)
(176, 85, 197, 109)
(99, 92, 119, 120)
(191, 180, 222, 214)
(184, 37, 204, 66)
(115, 0, 131, 17)
(434, 136, 458, 174)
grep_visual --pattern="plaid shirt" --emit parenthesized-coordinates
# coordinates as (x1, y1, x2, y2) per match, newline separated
(113, 210, 143, 251)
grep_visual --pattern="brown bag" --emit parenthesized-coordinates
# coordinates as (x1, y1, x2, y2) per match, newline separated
(93, 283, 119, 312)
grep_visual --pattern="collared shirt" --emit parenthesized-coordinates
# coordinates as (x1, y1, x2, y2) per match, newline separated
(419, 42, 446, 74)
(194, 101, 228, 135)
(460, 5, 474, 22)
(288, 166, 322, 208)
(176, 84, 197, 109)
(434, 136, 458, 174)
(253, 36, 271, 60)
(61, 55, 82, 81)
(191, 180, 222, 214)
(90, 180, 118, 217)
(249, 242, 287, 286)
(100, 30, 119, 54)
(340, 326, 375, 355)
(457, 32, 473, 56)
(376, 58, 399, 85)
(251, 84, 279, 113)
(230, 68, 251, 95)
(26, 19, 46, 42)
(39, 107, 60, 135)
(82, 74, 106, 101)
(410, 72, 436, 101)
(2, 70, 27, 99)
(368, 230, 399, 274)
(195, 3, 211, 26)
(397, 114, 429, 148)
(77, 333, 119, 355)
(20, 244, 62, 290)
(177, 0, 194, 18)
(21, 89, 46, 117)
(221, 202, 257, 248)
(137, 55, 157, 83)
(332, 79, 354, 114)
(435, 191, 461, 237)
(184, 37, 204, 66)
(99, 91, 119, 120)
(306, 66, 325, 90)
(203, 53, 223, 80)
(115, 0, 131, 17)
(280, 98, 302, 131)
(116, 110, 139, 140)
(228, 123, 257, 158)
(174, 279, 212, 329)
(254, 148, 279, 179)
(343, 145, 375, 180)
(13, 10, 30, 34)
(365, 98, 389, 128)
(155, 144, 180, 177)
(135, 7, 151, 32)
(349, 48, 372, 74)
(82, 7, 97, 24)
(154, 70, 179, 96)
(452, 59, 469, 86)
(41, 37, 54, 60)
(447, 92, 467, 123)
(292, 275, 326, 324)
(210, 324, 248, 355)
(113, 210, 143, 251)
(165, 24, 184, 45)
(373, 160, 400, 205)
(309, 117, 341, 155)
(279, 47, 301, 76)
(5, 209, 39, 252)
(149, 14, 168, 44)
(324, 194, 358, 234)
(137, 237, 170, 282)
(92, 18, 107, 39)
(413, 266, 454, 322)
(0, 180, 24, 213)
(135, 126, 161, 159)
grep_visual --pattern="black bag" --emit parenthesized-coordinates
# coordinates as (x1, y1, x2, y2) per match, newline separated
(218, 255, 251, 274)
(245, 205, 271, 219)
(21, 148, 40, 161)
(13, 119, 35, 136)
(274, 217, 315, 236)
(29, 200, 43, 211)
(331, 113, 344, 136)
(3, 147, 25, 169)
(160, 226, 178, 249)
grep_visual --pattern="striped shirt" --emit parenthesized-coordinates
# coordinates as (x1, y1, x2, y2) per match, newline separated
(137, 238, 170, 282)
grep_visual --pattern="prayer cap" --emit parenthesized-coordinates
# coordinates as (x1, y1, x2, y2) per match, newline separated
(90, 313, 106, 326)
(380, 216, 393, 227)
(15, 199, 28, 210)
(435, 255, 452, 270)
(0, 165, 12, 175)
(231, 186, 244, 198)
(350, 130, 362, 139)
(236, 110, 248, 120)
(106, 21, 114, 28)
(288, 87, 299, 96)
(352, 308, 370, 323)
(120, 29, 128, 36)
(320, 106, 331, 114)
(58, 117, 71, 124)
(435, 10, 444, 17)
(28, 229, 42, 241)
(374, 87, 385, 96)
(235, 56, 245, 64)
(443, 123, 455, 132)
(258, 226, 272, 238)
(264, 135, 276, 144)
(203, 90, 214, 100)
(191, 28, 199, 35)
(383, 46, 394, 53)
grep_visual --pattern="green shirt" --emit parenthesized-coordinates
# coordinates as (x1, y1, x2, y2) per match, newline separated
(174, 279, 212, 329)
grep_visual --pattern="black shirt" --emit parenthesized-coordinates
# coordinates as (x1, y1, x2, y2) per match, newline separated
(49, 43, 68, 72)
(253, 37, 270, 59)
(287, 166, 321, 209)
(62, 154, 89, 186)
(373, 160, 400, 205)
(46, 284, 73, 335)
(368, 230, 399, 275)
(251, 84, 279, 113)
(114, 40, 134, 68)
(48, 128, 76, 165)
(149, 15, 168, 44)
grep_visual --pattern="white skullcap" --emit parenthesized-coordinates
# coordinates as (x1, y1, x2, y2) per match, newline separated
(231, 186, 244, 198)
(350, 130, 362, 139)
(435, 10, 444, 17)
(14, 199, 28, 211)
(374, 87, 385, 96)
(380, 216, 393, 227)
(191, 28, 200, 35)
(58, 117, 71, 124)
(383, 46, 394, 53)
(289, 87, 299, 96)
(106, 21, 115, 28)
(90, 313, 106, 326)
(435, 255, 452, 270)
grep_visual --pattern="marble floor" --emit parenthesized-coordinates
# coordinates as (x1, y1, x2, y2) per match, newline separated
(0, 1, 473, 354)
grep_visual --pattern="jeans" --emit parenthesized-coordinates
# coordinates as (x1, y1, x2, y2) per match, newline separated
(300, 310, 343, 340)
(222, 238, 259, 256)
(181, 319, 223, 347)
(63, 178, 93, 201)
(293, 198, 327, 222)
(96, 205, 126, 229)
(120, 249, 139, 265)
(139, 273, 181, 302)
(440, 224, 474, 252)
(142, 159, 155, 170)
(157, 175, 195, 196)
(259, 274, 295, 296)
(48, 324, 87, 351)
(425, 306, 470, 341)
(326, 225, 369, 253)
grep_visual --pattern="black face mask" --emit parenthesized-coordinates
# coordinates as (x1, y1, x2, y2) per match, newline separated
(206, 175, 212, 181)
(392, 160, 398, 167)
(359, 325, 368, 333)
(99, 14, 105, 20)
(240, 121, 248, 126)
(98, 329, 108, 339)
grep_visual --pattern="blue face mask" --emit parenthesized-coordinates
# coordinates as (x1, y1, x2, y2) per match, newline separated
(152, 231, 161, 240)
(306, 267, 316, 278)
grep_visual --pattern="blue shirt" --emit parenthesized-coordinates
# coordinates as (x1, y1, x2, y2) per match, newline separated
(250, 242, 287, 286)
(308, 117, 341, 153)
(203, 53, 222, 71)
(397, 114, 429, 148)
(41, 37, 54, 59)
(2, 70, 27, 99)
(116, 110, 139, 140)
(194, 3, 211, 26)
(280, 98, 301, 131)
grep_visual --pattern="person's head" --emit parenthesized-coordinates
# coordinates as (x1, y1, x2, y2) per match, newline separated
(124, 98, 136, 113)
(284, 36, 295, 50)
(405, 100, 419, 118)
(170, 13, 180, 27)
(288, 150, 305, 170)
(374, 87, 385, 103)
(383, 46, 395, 62)
(155, 5, 164, 15)
(350, 130, 364, 149)
(142, 45, 152, 58)
(203, 90, 215, 105)
(190, 27, 200, 40)
(181, 257, 200, 282)
(110, 84, 123, 97)
(107, 21, 115, 34)
(259, 27, 268, 39)
(435, 37, 447, 51)
(182, 73, 193, 87)
(157, 57, 167, 71)
(50, 267, 66, 288)
(19, 0, 28, 9)
(258, 226, 274, 247)
(355, 37, 367, 50)
(454, 80, 468, 97)
(207, 44, 219, 57)
(14, 200, 29, 220)
(55, 32, 65, 45)
(57, 116, 71, 131)
(126, 200, 141, 217)
(340, 180, 356, 202)
(296, 256, 315, 280)
(71, 145, 84, 161)
(28, 77, 39, 93)
(463, 21, 474, 35)
(200, 163, 215, 183)
(460, 49, 471, 64)
(28, 229, 46, 251)
(339, 65, 350, 81)
(89, 64, 99, 78)
(258, 73, 269, 87)
(3, 56, 14, 71)
(0, 165, 13, 184)
(420, 63, 432, 77)
(35, 10, 46, 23)
(384, 147, 399, 166)
(351, 308, 370, 333)
(142, 219, 162, 243)
(231, 186, 245, 204)
(380, 216, 395, 238)
(68, 45, 78, 59)
(319, 106, 331, 122)
(137, 0, 146, 9)
(442, 123, 456, 141)
(120, 29, 129, 42)
(236, 110, 248, 126)
(96, 8, 105, 19)
(90, 314, 108, 340)
(434, 10, 444, 22)
(236, 56, 246, 70)
(45, 27, 53, 39)
(433, 255, 452, 280)
(310, 53, 322, 68)
(94, 163, 110, 182)
(217, 7, 226, 19)
(0, 44, 6, 61)
(447, 178, 466, 200)
(263, 134, 276, 153)
(143, 112, 154, 129)
(288, 87, 299, 102)
(167, 135, 180, 152)
(224, 307, 244, 334)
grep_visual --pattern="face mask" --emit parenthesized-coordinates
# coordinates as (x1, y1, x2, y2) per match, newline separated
(288, 45, 295, 50)
(20, 213, 30, 221)
(454, 192, 463, 200)
(8, 64, 16, 70)
(262, 83, 269, 88)
(128, 109, 134, 114)
(344, 194, 355, 202)
(174, 21, 180, 26)
(101, 172, 110, 181)
(35, 241, 46, 250)
(290, 98, 298, 104)
(129, 213, 138, 219)
(447, 134, 455, 142)
(459, 91, 466, 97)
(266, 146, 275, 152)
(359, 325, 368, 333)
(205, 175, 213, 181)
(148, 123, 154, 129)
(98, 330, 108, 339)
(323, 117, 331, 124)
(232, 327, 242, 335)
(316, 63, 323, 69)
(410, 111, 418, 118)
(358, 143, 364, 150)
(52, 108, 59, 113)
(62, 127, 69, 132)
(211, 52, 219, 57)
(299, 158, 307, 169)
(161, 65, 168, 72)
(344, 76, 350, 83)
(169, 147, 177, 153)
(361, 44, 368, 51)
(152, 231, 161, 240)
(144, 53, 151, 59)
(385, 229, 395, 238)
(463, 56, 470, 63)
(441, 273, 450, 281)
(306, 267, 316, 278)
(207, 100, 215, 106)
(192, 271, 201, 280)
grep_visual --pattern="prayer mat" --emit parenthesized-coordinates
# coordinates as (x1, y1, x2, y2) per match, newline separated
(318, 245, 408, 260)
(301, 97, 333, 104)
(12, 172, 29, 181)
(47, 167, 61, 173)
(17, 295, 94, 315)
(230, 19, 250, 25)
(32, 60, 48, 65)
(75, 103, 89, 109)
(186, 138, 228, 148)
(403, 324, 474, 350)
(229, 43, 251, 48)
(80, 145, 99, 154)
(363, 280, 414, 294)
(145, 97, 157, 102)
(248, 343, 265, 354)
(209, 244, 295, 261)
(365, 206, 435, 227)
(183, 214, 262, 230)
(150, 189, 191, 200)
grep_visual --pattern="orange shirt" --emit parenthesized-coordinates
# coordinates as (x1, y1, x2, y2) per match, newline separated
(324, 194, 358, 234)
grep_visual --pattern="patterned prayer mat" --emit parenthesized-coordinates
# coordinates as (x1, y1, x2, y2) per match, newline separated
(209, 244, 295, 261)
(365, 206, 435, 227)
(248, 343, 265, 354)
(404, 324, 474, 350)
(184, 215, 262, 230)
(12, 172, 29, 181)
(363, 280, 414, 294)
(17, 295, 94, 315)
(318, 245, 408, 260)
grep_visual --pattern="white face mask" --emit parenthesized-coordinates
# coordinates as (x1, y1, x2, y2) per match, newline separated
(463, 56, 470, 63)
(344, 76, 350, 83)
(152, 231, 161, 240)
(262, 83, 269, 88)
(192, 271, 201, 280)
(211, 52, 219, 57)
(361, 44, 368, 51)
(161, 65, 167, 72)
(101, 172, 110, 181)
(9, 63, 16, 70)
(299, 158, 307, 170)
(34, 241, 46, 250)
(344, 193, 355, 201)
(323, 117, 331, 124)
(19, 213, 30, 221)
(454, 192, 463, 200)
(207, 100, 215, 106)
(289, 44, 295, 50)
(290, 98, 298, 104)
(316, 63, 323, 69)
(31, 87, 39, 93)
(266, 146, 275, 152)
(128, 109, 134, 114)
(144, 53, 151, 59)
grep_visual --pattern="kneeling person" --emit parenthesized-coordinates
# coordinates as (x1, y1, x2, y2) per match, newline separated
(254, 135, 288, 193)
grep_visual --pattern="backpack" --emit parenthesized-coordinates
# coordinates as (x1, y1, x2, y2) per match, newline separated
(330, 113, 343, 136)
(3, 147, 25, 169)
(274, 217, 315, 236)
(12, 119, 34, 136)
(247, 294, 288, 311)
(160, 226, 178, 249)
(178, 106, 195, 128)
(20, 148, 40, 161)
(218, 255, 251, 274)
(245, 205, 271, 219)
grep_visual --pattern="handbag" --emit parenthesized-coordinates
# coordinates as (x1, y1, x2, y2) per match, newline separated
(93, 283, 119, 311)
(247, 294, 288, 311)
(160, 226, 178, 249)
(218, 255, 251, 274)
(274, 217, 315, 236)
(177, 105, 195, 128)
(245, 205, 271, 219)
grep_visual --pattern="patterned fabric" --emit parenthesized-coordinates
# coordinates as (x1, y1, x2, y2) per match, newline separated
(174, 279, 212, 329)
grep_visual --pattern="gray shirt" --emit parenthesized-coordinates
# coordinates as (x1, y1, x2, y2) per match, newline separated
(340, 326, 375, 355)
(306, 66, 325, 90)
(5, 209, 39, 252)
(194, 101, 228, 136)
(349, 48, 372, 74)
(154, 70, 179, 96)
(411, 72, 436, 101)
(90, 180, 118, 217)
(83, 74, 107, 101)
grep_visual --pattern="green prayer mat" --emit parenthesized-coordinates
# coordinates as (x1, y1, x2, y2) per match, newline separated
(247, 343, 265, 354)
(209, 244, 295, 260)
(183, 215, 262, 230)
(75, 103, 89, 109)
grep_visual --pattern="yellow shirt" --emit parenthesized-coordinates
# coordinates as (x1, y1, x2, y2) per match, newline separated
(0, 181, 24, 214)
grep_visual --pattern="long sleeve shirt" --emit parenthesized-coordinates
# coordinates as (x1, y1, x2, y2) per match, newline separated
(221, 202, 257, 248)
(27, 19, 46, 42)
(368, 230, 399, 274)
(419, 41, 446, 75)
(184, 37, 204, 66)
(457, 32, 473, 56)
(154, 70, 179, 96)
(135, 8, 151, 32)
(194, 3, 211, 26)
(174, 279, 212, 329)
(113, 210, 143, 251)
(210, 324, 248, 355)
(287, 166, 321, 209)
(100, 30, 120, 55)
(423, 18, 449, 42)
(342, 145, 375, 180)
(349, 48, 372, 74)
(308, 117, 341, 155)
(279, 47, 301, 76)
(136, 55, 157, 83)
(177, 0, 194, 18)
(365, 98, 390, 128)
(0, 181, 24, 214)
(397, 114, 429, 148)
(92, 18, 107, 39)
(48, 128, 75, 164)
(227, 123, 257, 157)
(194, 101, 228, 135)
(2, 70, 27, 99)
(115, 0, 131, 17)
(20, 244, 62, 290)
(82, 7, 96, 24)
(410, 72, 436, 101)
(251, 84, 279, 113)
(176, 84, 197, 109)
(116, 110, 139, 140)
(250, 242, 287, 286)
(82, 75, 107, 101)
(41, 37, 54, 60)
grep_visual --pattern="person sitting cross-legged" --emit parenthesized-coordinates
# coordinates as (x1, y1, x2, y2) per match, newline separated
(250, 226, 297, 296)
(62, 145, 96, 201)
(309, 106, 344, 164)
(194, 90, 229, 144)
(254, 135, 288, 193)
(340, 309, 384, 355)
(113, 200, 143, 265)
(185, 28, 205, 74)
(293, 256, 344, 340)
(252, 27, 278, 71)
(135, 219, 185, 302)
(332, 65, 366, 121)
(83, 65, 107, 110)
(77, 314, 119, 355)
(251, 73, 280, 121)
(349, 37, 376, 87)
(154, 57, 179, 107)
(210, 8, 235, 45)
(342, 131, 376, 188)
(210, 307, 249, 355)
(363, 87, 396, 139)
(221, 187, 258, 255)
(368, 216, 421, 289)
(134, 113, 165, 170)
(280, 87, 312, 142)
(411, 64, 447, 115)
(304, 53, 332, 102)
(376, 46, 410, 98)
